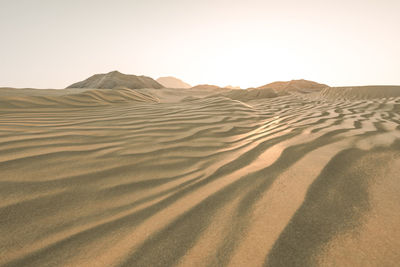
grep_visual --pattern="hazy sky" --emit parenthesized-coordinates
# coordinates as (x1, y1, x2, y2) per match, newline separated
(1, 0, 399, 88)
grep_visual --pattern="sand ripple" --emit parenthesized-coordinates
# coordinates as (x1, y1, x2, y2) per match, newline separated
(0, 91, 399, 266)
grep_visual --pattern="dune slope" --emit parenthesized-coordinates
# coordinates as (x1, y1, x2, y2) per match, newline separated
(219, 87, 278, 101)
(0, 87, 159, 109)
(0, 88, 399, 267)
(321, 86, 400, 100)
(191, 84, 222, 90)
(213, 80, 328, 102)
(157, 77, 191, 89)
(258, 79, 328, 93)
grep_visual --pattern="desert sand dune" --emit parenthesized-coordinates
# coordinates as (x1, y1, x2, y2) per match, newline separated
(224, 85, 241, 89)
(218, 87, 278, 101)
(0, 86, 399, 267)
(0, 87, 159, 109)
(321, 86, 400, 100)
(191, 84, 226, 90)
(257, 79, 328, 93)
(213, 79, 328, 102)
(157, 77, 191, 89)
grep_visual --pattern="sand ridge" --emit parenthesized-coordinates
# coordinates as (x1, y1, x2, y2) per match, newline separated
(321, 86, 400, 100)
(0, 87, 160, 109)
(157, 77, 191, 89)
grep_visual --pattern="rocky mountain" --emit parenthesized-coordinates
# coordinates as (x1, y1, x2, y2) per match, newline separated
(67, 71, 164, 89)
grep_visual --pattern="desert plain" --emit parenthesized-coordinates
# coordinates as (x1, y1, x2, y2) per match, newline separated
(0, 73, 400, 267)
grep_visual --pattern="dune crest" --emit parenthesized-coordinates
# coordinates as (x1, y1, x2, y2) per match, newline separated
(157, 76, 191, 88)
(0, 87, 159, 109)
(191, 84, 222, 90)
(258, 79, 328, 92)
(224, 85, 241, 89)
(214, 79, 327, 101)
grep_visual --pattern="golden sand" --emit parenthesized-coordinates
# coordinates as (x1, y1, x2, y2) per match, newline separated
(0, 86, 399, 266)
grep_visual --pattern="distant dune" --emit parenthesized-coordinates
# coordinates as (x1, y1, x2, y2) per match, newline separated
(191, 84, 222, 90)
(321, 86, 400, 100)
(224, 85, 241, 89)
(191, 84, 242, 90)
(66, 71, 164, 89)
(156, 76, 191, 88)
(258, 79, 328, 92)
(217, 79, 327, 101)
(219, 87, 278, 101)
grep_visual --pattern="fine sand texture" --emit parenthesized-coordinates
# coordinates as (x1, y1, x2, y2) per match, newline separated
(0, 86, 400, 266)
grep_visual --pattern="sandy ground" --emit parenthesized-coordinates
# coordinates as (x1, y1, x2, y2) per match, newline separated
(0, 87, 400, 266)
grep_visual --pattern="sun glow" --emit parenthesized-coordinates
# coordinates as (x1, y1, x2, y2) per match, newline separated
(0, 0, 399, 88)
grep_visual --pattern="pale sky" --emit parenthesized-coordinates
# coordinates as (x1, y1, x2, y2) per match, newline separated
(0, 0, 399, 89)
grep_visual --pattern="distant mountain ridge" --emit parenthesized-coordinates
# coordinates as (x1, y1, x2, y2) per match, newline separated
(66, 71, 164, 89)
(156, 76, 191, 88)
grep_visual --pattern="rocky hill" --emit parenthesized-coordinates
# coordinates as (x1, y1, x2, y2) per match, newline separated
(67, 71, 164, 89)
